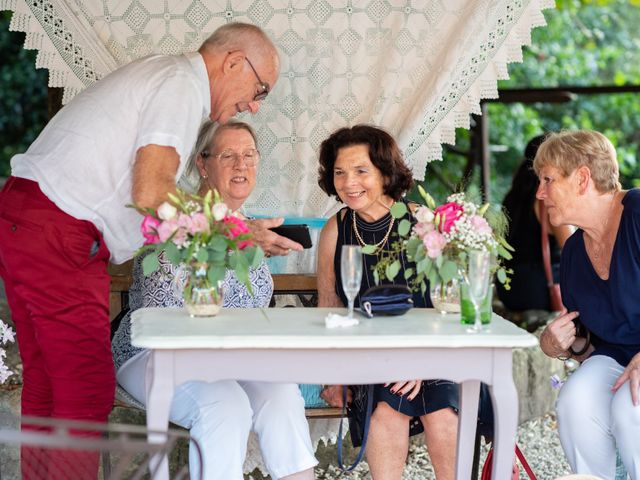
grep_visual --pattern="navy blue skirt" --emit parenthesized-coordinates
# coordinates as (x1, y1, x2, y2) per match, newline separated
(347, 381, 494, 447)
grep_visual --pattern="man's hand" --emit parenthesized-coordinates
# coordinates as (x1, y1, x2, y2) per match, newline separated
(246, 217, 303, 257)
(320, 385, 351, 408)
(612, 351, 640, 407)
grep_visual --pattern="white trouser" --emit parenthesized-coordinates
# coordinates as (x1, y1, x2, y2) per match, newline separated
(556, 355, 640, 479)
(117, 350, 318, 480)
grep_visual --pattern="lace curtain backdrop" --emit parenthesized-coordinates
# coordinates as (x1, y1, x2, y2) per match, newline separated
(0, 0, 554, 274)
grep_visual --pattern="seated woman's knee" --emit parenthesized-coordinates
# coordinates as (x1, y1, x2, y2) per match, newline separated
(611, 387, 640, 432)
(556, 372, 595, 421)
(198, 381, 253, 424)
(250, 383, 304, 417)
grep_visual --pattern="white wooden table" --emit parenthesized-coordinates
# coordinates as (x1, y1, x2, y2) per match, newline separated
(131, 307, 538, 480)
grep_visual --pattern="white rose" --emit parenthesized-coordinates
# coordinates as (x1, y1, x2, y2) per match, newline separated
(212, 202, 228, 221)
(157, 202, 177, 220)
(415, 206, 434, 224)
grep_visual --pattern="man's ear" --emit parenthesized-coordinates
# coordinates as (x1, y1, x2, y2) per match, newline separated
(223, 50, 245, 75)
(575, 165, 592, 194)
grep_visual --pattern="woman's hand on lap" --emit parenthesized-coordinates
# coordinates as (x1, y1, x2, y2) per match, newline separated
(385, 380, 422, 400)
(612, 351, 640, 406)
(321, 384, 350, 407)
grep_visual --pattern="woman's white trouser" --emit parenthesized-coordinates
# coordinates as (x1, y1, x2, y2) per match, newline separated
(117, 350, 317, 480)
(556, 355, 640, 479)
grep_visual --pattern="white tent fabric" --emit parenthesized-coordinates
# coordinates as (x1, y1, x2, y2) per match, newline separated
(1, 0, 553, 204)
(0, 0, 554, 275)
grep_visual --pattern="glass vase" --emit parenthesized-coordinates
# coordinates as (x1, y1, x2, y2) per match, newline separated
(182, 263, 224, 317)
(460, 282, 493, 325)
(429, 279, 461, 314)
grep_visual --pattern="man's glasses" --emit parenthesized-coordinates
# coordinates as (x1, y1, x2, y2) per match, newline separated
(245, 57, 270, 101)
(201, 148, 260, 168)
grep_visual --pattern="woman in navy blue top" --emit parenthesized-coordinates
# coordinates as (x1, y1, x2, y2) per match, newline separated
(534, 130, 640, 479)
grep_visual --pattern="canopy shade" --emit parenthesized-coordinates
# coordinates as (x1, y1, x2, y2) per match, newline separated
(1, 0, 553, 273)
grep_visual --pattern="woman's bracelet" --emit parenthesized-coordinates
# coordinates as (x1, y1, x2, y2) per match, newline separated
(568, 330, 591, 357)
(556, 352, 572, 361)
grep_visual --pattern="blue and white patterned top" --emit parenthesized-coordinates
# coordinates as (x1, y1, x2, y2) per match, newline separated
(112, 253, 273, 372)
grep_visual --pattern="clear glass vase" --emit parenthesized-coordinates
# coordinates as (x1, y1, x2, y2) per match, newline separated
(429, 279, 461, 314)
(459, 282, 493, 325)
(182, 263, 224, 317)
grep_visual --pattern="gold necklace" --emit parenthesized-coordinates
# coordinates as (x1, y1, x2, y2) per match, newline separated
(352, 210, 395, 252)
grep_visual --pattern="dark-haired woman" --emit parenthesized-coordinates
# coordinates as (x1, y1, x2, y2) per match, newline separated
(316, 124, 460, 479)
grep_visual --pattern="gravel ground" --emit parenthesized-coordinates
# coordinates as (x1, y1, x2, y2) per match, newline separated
(313, 413, 571, 480)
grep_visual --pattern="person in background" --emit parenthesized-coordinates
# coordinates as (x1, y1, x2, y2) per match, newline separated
(112, 120, 317, 480)
(316, 124, 463, 480)
(497, 135, 573, 313)
(535, 130, 640, 478)
(0, 22, 300, 478)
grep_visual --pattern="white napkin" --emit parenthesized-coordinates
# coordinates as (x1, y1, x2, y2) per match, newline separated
(324, 312, 359, 329)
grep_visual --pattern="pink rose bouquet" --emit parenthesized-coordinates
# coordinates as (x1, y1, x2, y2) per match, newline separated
(131, 189, 263, 295)
(369, 186, 512, 292)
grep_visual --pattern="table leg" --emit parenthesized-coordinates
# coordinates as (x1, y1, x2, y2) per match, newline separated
(456, 380, 480, 480)
(489, 350, 518, 480)
(146, 350, 175, 480)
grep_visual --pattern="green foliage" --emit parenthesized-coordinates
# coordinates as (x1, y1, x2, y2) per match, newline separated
(420, 0, 640, 202)
(0, 11, 48, 177)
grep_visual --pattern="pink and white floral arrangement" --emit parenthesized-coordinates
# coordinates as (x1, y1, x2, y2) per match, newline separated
(371, 186, 512, 292)
(132, 189, 263, 295)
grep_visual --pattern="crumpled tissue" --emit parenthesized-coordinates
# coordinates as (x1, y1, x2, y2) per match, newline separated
(325, 312, 359, 329)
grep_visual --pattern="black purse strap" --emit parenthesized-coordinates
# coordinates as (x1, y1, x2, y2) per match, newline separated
(337, 384, 374, 471)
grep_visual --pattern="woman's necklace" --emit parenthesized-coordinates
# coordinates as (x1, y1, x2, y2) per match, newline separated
(352, 210, 395, 253)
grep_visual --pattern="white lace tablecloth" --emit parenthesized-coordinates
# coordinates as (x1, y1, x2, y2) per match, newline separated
(0, 0, 554, 273)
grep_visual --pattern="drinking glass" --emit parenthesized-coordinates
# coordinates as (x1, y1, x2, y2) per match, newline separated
(341, 245, 363, 320)
(465, 250, 491, 333)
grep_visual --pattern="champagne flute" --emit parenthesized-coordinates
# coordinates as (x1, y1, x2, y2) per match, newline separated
(341, 245, 363, 320)
(465, 250, 491, 333)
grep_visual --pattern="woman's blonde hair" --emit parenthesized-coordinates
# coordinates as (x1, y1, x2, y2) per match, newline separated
(533, 130, 621, 193)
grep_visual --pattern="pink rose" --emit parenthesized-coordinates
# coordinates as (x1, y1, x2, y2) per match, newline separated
(141, 215, 161, 245)
(413, 221, 435, 238)
(224, 215, 254, 249)
(434, 202, 464, 233)
(423, 230, 447, 259)
(157, 218, 179, 243)
(470, 215, 492, 235)
(189, 213, 210, 235)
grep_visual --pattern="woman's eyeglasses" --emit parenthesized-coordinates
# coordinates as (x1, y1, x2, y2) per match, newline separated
(201, 149, 260, 167)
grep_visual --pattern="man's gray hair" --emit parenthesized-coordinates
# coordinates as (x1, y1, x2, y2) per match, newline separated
(199, 22, 276, 57)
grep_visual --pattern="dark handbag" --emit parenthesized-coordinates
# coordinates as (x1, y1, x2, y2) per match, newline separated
(539, 200, 564, 312)
(481, 444, 537, 480)
(337, 385, 374, 471)
(359, 284, 413, 318)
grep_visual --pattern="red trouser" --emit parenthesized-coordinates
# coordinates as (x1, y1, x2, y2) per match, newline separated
(0, 177, 115, 478)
